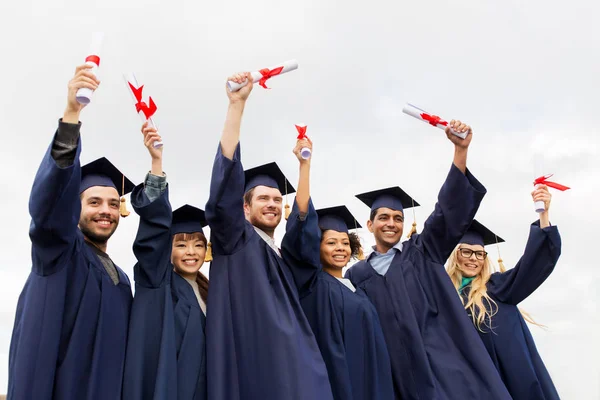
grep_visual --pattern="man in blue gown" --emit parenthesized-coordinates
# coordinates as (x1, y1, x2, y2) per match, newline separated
(346, 120, 512, 399)
(204, 73, 333, 399)
(8, 65, 134, 399)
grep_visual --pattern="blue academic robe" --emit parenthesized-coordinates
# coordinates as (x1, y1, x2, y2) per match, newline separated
(8, 135, 132, 399)
(204, 144, 333, 400)
(463, 222, 561, 400)
(122, 185, 207, 400)
(346, 165, 512, 400)
(282, 200, 394, 400)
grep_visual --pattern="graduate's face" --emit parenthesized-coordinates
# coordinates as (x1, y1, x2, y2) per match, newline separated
(171, 233, 206, 279)
(244, 186, 283, 232)
(367, 207, 404, 250)
(320, 230, 351, 269)
(78, 186, 120, 245)
(456, 243, 485, 277)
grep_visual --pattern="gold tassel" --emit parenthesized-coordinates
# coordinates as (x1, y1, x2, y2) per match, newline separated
(284, 204, 291, 220)
(119, 198, 130, 217)
(406, 197, 417, 238)
(284, 179, 291, 220)
(119, 174, 130, 217)
(495, 234, 505, 273)
(406, 222, 417, 238)
(204, 242, 213, 262)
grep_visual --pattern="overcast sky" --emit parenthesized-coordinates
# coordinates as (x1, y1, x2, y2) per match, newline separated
(1, 0, 599, 397)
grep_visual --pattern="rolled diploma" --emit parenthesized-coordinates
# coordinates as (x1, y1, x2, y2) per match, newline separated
(227, 59, 298, 92)
(402, 103, 468, 139)
(124, 73, 163, 148)
(295, 124, 311, 160)
(76, 32, 104, 105)
(533, 153, 545, 213)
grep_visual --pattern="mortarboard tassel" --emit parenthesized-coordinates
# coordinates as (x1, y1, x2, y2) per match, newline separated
(204, 242, 213, 262)
(406, 198, 418, 238)
(495, 234, 506, 273)
(284, 179, 291, 220)
(119, 175, 130, 217)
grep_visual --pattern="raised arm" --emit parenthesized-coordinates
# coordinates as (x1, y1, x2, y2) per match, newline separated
(417, 120, 487, 264)
(205, 74, 254, 254)
(488, 186, 561, 305)
(282, 138, 321, 293)
(29, 65, 100, 275)
(131, 124, 173, 288)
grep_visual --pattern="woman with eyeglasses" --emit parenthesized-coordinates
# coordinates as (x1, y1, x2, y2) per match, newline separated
(445, 184, 561, 400)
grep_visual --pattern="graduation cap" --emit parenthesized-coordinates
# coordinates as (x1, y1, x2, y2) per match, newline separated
(460, 219, 507, 272)
(317, 205, 362, 234)
(356, 186, 421, 238)
(317, 205, 365, 260)
(172, 204, 213, 262)
(244, 162, 296, 219)
(81, 157, 135, 217)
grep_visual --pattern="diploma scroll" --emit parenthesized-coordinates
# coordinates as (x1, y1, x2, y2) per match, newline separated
(76, 32, 104, 105)
(295, 124, 311, 160)
(402, 103, 468, 139)
(123, 73, 163, 148)
(227, 59, 299, 92)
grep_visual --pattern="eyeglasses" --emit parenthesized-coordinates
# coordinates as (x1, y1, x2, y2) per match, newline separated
(458, 248, 488, 260)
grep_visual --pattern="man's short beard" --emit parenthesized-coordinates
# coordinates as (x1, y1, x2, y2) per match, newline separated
(79, 220, 116, 247)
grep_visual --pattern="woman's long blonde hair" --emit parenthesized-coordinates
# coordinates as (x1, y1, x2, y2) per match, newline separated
(446, 245, 543, 332)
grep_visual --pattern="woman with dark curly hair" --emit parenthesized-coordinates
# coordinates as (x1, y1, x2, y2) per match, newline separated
(282, 139, 393, 400)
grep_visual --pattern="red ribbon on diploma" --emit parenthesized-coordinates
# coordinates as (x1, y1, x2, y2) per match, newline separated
(420, 112, 447, 127)
(85, 55, 100, 66)
(295, 125, 307, 139)
(128, 82, 157, 119)
(258, 66, 284, 89)
(533, 174, 570, 191)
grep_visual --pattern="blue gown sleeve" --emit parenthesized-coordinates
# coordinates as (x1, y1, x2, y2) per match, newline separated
(29, 122, 83, 275)
(416, 164, 487, 264)
(205, 143, 247, 255)
(488, 222, 561, 305)
(131, 183, 173, 288)
(281, 198, 322, 293)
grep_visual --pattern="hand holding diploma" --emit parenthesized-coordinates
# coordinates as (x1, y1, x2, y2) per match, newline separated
(227, 59, 298, 92)
(532, 174, 570, 213)
(402, 103, 468, 140)
(226, 72, 254, 104)
(294, 135, 313, 165)
(295, 124, 311, 159)
(64, 64, 100, 123)
(141, 122, 164, 176)
(124, 73, 162, 148)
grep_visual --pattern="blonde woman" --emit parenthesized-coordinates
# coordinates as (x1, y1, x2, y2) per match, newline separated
(446, 184, 561, 400)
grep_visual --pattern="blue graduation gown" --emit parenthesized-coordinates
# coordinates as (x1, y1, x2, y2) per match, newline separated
(346, 165, 512, 400)
(122, 185, 207, 400)
(204, 144, 333, 400)
(282, 200, 394, 400)
(464, 222, 561, 400)
(8, 135, 132, 399)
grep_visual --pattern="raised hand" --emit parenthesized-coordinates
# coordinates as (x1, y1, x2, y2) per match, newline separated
(226, 72, 253, 104)
(63, 64, 100, 123)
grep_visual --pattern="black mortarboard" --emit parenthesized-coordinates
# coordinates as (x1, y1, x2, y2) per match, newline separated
(317, 205, 362, 233)
(460, 220, 505, 247)
(244, 162, 296, 195)
(80, 157, 134, 196)
(355, 186, 419, 213)
(172, 205, 208, 236)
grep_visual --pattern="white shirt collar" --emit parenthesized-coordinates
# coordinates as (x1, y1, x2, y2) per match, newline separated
(253, 226, 281, 257)
(370, 241, 403, 257)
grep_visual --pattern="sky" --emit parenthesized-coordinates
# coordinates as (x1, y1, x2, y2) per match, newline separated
(1, 0, 599, 397)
